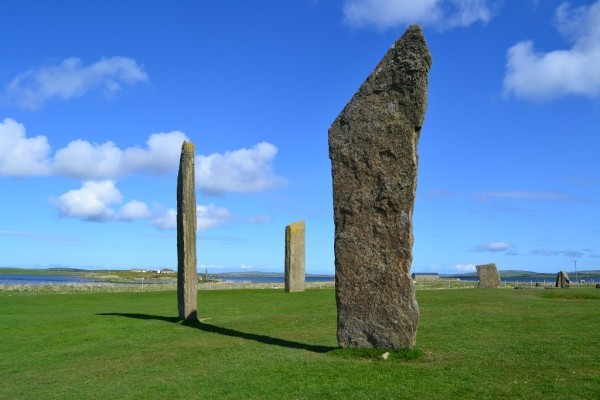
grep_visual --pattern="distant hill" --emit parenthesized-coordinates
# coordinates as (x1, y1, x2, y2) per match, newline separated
(441, 269, 600, 279)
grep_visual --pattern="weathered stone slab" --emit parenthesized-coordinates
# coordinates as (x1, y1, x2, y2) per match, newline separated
(177, 141, 198, 321)
(329, 25, 431, 349)
(555, 271, 570, 289)
(476, 263, 500, 288)
(285, 220, 306, 293)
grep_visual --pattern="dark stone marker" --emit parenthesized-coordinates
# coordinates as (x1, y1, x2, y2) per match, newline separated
(328, 25, 431, 349)
(177, 141, 198, 321)
(476, 263, 500, 288)
(555, 271, 570, 289)
(285, 220, 306, 293)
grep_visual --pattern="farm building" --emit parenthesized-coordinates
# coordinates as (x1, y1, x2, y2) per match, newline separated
(411, 273, 440, 281)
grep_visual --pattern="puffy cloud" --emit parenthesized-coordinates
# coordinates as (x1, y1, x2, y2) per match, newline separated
(53, 139, 123, 179)
(0, 118, 187, 179)
(54, 180, 123, 221)
(7, 57, 148, 109)
(196, 142, 286, 195)
(342, 0, 493, 30)
(0, 118, 51, 176)
(150, 208, 177, 230)
(504, 1, 600, 100)
(473, 241, 513, 252)
(121, 131, 188, 175)
(118, 200, 151, 221)
(1, 119, 286, 197)
(149, 204, 232, 231)
(53, 131, 188, 179)
(197, 204, 232, 231)
(453, 263, 477, 272)
(54, 180, 150, 222)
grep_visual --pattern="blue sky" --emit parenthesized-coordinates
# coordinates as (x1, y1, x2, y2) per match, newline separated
(1, 0, 598, 275)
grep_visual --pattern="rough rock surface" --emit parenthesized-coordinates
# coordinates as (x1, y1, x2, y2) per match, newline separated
(328, 25, 431, 349)
(285, 220, 306, 293)
(476, 263, 500, 288)
(555, 271, 570, 289)
(177, 141, 198, 321)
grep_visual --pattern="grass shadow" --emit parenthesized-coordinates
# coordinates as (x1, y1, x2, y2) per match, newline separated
(97, 312, 335, 354)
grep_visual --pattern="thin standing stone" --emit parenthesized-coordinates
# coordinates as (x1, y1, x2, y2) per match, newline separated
(177, 141, 198, 321)
(285, 220, 306, 293)
(328, 25, 432, 349)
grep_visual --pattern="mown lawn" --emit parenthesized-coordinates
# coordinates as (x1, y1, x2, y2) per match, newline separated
(1, 288, 599, 399)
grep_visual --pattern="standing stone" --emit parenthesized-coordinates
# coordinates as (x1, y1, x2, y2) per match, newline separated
(329, 25, 431, 349)
(177, 141, 198, 321)
(285, 220, 306, 293)
(555, 271, 570, 288)
(476, 263, 501, 288)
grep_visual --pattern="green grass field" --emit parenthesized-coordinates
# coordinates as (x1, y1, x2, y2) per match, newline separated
(1, 288, 599, 399)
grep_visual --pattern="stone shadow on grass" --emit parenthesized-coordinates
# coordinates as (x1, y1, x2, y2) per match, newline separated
(97, 313, 335, 354)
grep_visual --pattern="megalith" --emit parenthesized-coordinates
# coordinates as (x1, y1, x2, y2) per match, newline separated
(555, 271, 570, 288)
(285, 220, 306, 293)
(177, 141, 198, 321)
(328, 25, 431, 349)
(476, 263, 500, 288)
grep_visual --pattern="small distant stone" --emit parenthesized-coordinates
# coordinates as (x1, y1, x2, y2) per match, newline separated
(555, 271, 570, 289)
(380, 352, 390, 360)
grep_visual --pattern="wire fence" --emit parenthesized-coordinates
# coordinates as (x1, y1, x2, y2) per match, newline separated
(0, 280, 336, 295)
(1, 279, 598, 295)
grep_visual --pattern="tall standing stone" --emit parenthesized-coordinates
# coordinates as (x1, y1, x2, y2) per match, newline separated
(555, 271, 570, 288)
(177, 141, 198, 321)
(476, 263, 500, 288)
(285, 220, 306, 293)
(329, 25, 431, 349)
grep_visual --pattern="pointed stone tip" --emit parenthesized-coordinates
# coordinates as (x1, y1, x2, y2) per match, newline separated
(182, 141, 194, 153)
(398, 23, 427, 46)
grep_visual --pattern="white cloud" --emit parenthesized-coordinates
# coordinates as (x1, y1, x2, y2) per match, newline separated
(196, 142, 286, 195)
(118, 200, 151, 221)
(473, 241, 512, 252)
(7, 56, 148, 109)
(122, 131, 188, 175)
(504, 1, 600, 100)
(54, 180, 123, 221)
(53, 139, 123, 179)
(1, 120, 286, 197)
(150, 208, 177, 230)
(149, 204, 232, 231)
(453, 263, 477, 272)
(342, 0, 493, 30)
(197, 204, 232, 231)
(240, 264, 253, 270)
(0, 118, 51, 176)
(53, 131, 188, 179)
